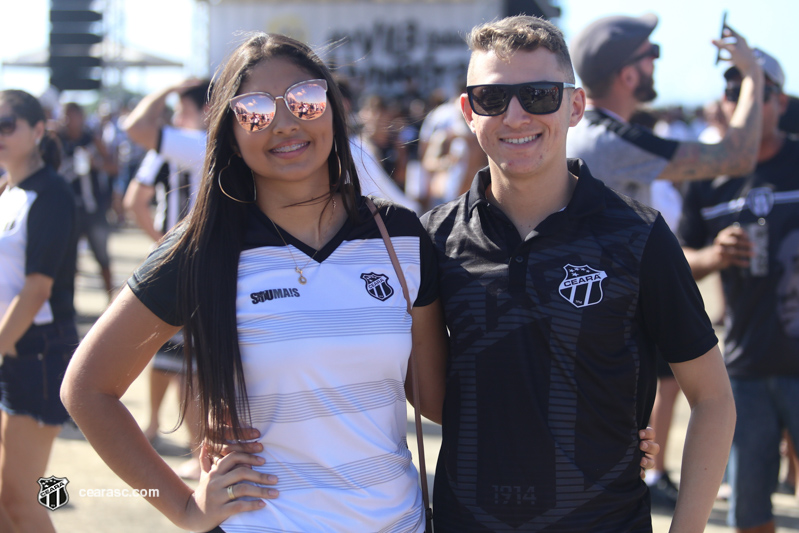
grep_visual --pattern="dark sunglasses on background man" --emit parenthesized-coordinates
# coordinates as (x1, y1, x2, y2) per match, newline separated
(467, 81, 576, 116)
(0, 115, 17, 136)
(625, 43, 660, 66)
(229, 79, 328, 133)
(725, 84, 781, 104)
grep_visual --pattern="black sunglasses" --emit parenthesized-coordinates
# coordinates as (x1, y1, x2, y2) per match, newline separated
(0, 115, 17, 136)
(725, 84, 780, 104)
(466, 81, 576, 116)
(625, 43, 660, 66)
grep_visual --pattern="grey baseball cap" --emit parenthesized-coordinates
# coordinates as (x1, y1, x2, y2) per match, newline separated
(724, 48, 785, 89)
(571, 13, 659, 89)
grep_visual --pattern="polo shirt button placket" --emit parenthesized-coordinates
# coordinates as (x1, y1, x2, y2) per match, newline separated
(507, 250, 528, 293)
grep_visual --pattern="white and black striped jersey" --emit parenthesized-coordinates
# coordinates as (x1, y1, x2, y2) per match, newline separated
(129, 197, 437, 532)
(422, 160, 716, 532)
(141, 126, 206, 233)
(0, 166, 78, 325)
(133, 149, 194, 235)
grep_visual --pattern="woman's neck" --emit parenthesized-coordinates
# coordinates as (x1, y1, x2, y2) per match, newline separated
(261, 190, 345, 250)
(5, 153, 44, 187)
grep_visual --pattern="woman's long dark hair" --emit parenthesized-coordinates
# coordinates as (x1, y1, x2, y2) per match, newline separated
(168, 33, 362, 450)
(0, 89, 61, 171)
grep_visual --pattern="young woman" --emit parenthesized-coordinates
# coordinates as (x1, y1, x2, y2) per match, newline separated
(61, 34, 448, 533)
(0, 89, 78, 533)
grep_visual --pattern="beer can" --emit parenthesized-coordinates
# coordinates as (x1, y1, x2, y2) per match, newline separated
(746, 220, 769, 277)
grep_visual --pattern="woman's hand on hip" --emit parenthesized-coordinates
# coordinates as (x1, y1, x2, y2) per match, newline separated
(182, 439, 279, 531)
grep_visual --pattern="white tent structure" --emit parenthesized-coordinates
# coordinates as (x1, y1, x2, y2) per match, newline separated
(1, 42, 183, 70)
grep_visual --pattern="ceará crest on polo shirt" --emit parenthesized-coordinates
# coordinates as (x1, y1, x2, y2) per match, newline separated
(559, 264, 608, 308)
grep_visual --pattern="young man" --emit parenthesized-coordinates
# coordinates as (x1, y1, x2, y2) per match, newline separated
(678, 50, 799, 533)
(421, 16, 736, 531)
(566, 13, 763, 509)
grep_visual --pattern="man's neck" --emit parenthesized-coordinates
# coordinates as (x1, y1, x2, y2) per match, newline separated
(757, 130, 786, 163)
(486, 162, 577, 239)
(65, 128, 84, 141)
(586, 95, 637, 123)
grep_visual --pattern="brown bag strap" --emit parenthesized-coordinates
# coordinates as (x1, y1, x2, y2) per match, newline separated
(366, 198, 432, 529)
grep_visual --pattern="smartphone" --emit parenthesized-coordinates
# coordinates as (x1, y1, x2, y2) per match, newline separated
(715, 11, 729, 64)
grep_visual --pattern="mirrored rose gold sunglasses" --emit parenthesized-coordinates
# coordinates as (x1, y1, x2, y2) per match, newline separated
(229, 79, 328, 132)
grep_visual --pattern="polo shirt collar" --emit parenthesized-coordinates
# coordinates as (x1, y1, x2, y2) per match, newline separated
(467, 166, 492, 214)
(466, 160, 606, 220)
(566, 158, 606, 218)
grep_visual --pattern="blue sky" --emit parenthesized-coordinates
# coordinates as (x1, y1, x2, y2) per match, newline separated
(0, 0, 792, 108)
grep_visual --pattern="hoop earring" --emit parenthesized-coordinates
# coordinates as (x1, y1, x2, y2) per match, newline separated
(218, 157, 256, 204)
(332, 139, 343, 184)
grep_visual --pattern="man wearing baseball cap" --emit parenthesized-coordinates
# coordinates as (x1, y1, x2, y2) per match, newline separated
(679, 49, 799, 533)
(566, 14, 763, 206)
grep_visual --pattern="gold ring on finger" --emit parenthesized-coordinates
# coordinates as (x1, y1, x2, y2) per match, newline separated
(227, 485, 236, 501)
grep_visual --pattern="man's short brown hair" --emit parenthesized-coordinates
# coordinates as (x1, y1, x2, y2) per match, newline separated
(466, 16, 575, 83)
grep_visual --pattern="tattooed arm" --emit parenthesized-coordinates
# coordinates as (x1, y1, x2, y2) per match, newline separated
(658, 26, 763, 183)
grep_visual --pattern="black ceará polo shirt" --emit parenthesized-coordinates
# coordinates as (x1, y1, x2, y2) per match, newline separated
(421, 159, 717, 532)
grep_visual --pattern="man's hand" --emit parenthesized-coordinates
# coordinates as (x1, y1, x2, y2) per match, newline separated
(710, 224, 753, 270)
(712, 25, 760, 78)
(639, 427, 660, 480)
(170, 78, 206, 95)
(684, 223, 754, 281)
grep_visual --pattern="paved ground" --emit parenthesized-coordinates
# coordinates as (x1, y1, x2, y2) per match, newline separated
(44, 226, 799, 532)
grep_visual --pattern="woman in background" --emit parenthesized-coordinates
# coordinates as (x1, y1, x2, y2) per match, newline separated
(0, 89, 78, 533)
